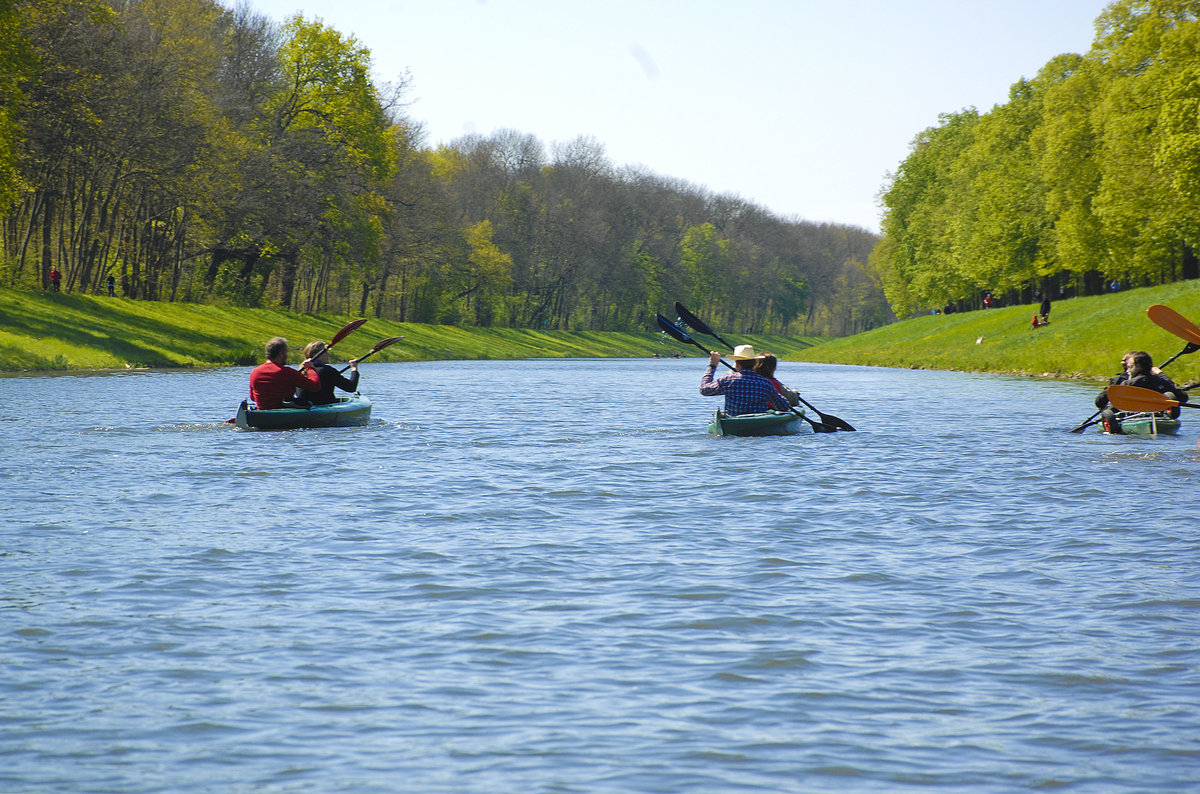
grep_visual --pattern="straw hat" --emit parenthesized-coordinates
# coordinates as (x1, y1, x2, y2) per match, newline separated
(727, 344, 761, 361)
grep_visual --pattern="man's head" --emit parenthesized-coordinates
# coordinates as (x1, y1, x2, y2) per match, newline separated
(265, 337, 289, 364)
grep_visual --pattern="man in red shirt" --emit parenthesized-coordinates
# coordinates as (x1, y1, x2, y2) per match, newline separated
(249, 337, 320, 409)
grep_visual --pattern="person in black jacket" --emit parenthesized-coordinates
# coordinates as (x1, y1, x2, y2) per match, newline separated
(1095, 350, 1187, 418)
(299, 340, 361, 405)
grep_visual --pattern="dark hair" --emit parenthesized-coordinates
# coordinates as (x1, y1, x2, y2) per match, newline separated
(755, 353, 778, 378)
(1128, 350, 1153, 375)
(265, 336, 288, 361)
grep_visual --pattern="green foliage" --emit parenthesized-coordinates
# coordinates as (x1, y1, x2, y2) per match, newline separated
(0, 0, 881, 337)
(0, 284, 821, 371)
(877, 0, 1200, 315)
(796, 280, 1200, 384)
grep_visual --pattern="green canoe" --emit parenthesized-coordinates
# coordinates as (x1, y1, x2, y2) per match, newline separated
(1101, 410, 1181, 436)
(707, 409, 804, 437)
(235, 395, 372, 431)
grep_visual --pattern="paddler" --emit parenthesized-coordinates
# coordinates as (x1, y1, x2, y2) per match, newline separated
(298, 340, 361, 406)
(700, 344, 791, 416)
(248, 337, 320, 410)
(1095, 350, 1188, 419)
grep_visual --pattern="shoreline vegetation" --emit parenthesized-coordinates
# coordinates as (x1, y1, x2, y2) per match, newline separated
(0, 286, 819, 373)
(3, 282, 1198, 383)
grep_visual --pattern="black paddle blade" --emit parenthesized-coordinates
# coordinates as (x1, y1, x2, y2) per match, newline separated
(672, 303, 715, 340)
(656, 314, 691, 343)
(1068, 409, 1103, 433)
(813, 410, 855, 432)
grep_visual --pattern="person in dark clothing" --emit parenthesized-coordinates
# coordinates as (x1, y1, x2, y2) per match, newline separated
(299, 340, 361, 405)
(1039, 293, 1051, 324)
(1095, 351, 1188, 418)
(106, 275, 116, 296)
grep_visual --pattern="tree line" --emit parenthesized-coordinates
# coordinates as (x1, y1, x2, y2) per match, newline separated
(875, 0, 1200, 317)
(0, 0, 887, 337)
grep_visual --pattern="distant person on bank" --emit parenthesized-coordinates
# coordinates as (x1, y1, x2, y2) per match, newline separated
(249, 337, 319, 410)
(700, 345, 791, 416)
(298, 340, 361, 405)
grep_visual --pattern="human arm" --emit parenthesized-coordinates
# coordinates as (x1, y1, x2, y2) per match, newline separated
(766, 385, 790, 412)
(700, 353, 725, 395)
(291, 362, 321, 390)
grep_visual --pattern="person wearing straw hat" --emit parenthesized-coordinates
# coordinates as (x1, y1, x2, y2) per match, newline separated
(700, 344, 791, 417)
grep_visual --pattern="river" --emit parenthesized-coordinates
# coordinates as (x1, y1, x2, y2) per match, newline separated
(2, 358, 1198, 792)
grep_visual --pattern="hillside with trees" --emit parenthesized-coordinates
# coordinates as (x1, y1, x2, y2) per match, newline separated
(0, 0, 887, 337)
(875, 0, 1200, 318)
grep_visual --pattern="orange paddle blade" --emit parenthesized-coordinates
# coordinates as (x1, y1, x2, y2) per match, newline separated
(1107, 384, 1179, 413)
(1147, 304, 1200, 346)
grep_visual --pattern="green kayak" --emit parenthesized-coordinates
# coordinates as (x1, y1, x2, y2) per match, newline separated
(1101, 410, 1181, 436)
(235, 395, 372, 431)
(707, 409, 804, 437)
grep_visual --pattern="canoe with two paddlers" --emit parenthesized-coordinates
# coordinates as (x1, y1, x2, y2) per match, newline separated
(235, 395, 372, 431)
(707, 409, 805, 437)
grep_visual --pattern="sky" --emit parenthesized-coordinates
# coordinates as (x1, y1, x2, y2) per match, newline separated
(245, 0, 1115, 233)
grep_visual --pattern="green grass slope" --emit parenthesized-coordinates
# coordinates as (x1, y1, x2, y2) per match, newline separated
(794, 281, 1200, 383)
(0, 287, 819, 372)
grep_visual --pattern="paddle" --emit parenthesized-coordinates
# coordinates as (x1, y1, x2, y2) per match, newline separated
(1106, 384, 1198, 413)
(320, 318, 367, 355)
(656, 314, 831, 432)
(1068, 304, 1199, 433)
(1068, 411, 1106, 434)
(673, 301, 856, 431)
(337, 336, 405, 373)
(1146, 304, 1200, 367)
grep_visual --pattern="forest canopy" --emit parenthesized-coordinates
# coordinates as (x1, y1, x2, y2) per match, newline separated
(0, 0, 887, 337)
(876, 0, 1200, 317)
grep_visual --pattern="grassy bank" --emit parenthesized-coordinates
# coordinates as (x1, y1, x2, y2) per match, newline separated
(793, 280, 1200, 383)
(0, 287, 819, 372)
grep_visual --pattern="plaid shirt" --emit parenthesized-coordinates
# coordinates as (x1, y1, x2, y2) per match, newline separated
(700, 365, 790, 416)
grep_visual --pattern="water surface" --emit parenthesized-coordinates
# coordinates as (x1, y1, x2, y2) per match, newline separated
(3, 359, 1198, 792)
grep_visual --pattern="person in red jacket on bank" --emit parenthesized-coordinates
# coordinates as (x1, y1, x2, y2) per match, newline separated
(249, 336, 320, 409)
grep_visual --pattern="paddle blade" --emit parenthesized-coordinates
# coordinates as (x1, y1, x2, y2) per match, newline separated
(329, 318, 368, 348)
(1147, 305, 1200, 346)
(674, 302, 716, 335)
(1107, 384, 1179, 413)
(656, 314, 692, 343)
(370, 336, 405, 354)
(1068, 409, 1102, 433)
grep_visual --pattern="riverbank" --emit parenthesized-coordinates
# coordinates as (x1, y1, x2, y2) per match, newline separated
(5, 283, 1198, 380)
(0, 287, 817, 372)
(793, 281, 1200, 383)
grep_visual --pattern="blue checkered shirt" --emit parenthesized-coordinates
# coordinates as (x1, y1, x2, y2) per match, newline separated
(700, 366, 790, 416)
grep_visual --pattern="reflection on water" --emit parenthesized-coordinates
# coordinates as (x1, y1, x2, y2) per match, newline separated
(3, 359, 1199, 792)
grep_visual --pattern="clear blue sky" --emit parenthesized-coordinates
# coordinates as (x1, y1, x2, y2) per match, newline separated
(247, 0, 1114, 233)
